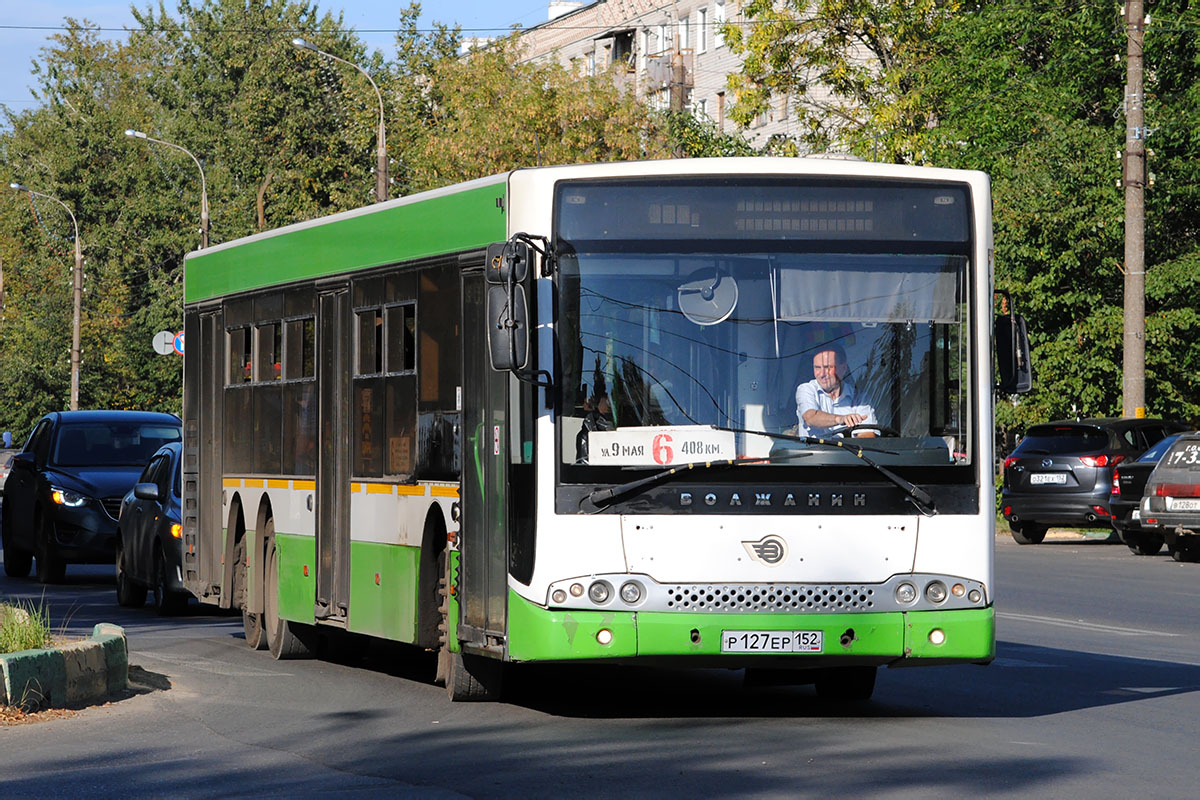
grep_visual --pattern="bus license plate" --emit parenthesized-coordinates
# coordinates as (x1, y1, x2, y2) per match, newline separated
(721, 630, 823, 653)
(1030, 473, 1066, 485)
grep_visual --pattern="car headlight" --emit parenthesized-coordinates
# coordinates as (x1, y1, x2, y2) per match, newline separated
(51, 486, 89, 507)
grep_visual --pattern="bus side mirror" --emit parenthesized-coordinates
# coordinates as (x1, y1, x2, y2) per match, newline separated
(486, 241, 530, 285)
(995, 313, 1032, 394)
(487, 284, 529, 371)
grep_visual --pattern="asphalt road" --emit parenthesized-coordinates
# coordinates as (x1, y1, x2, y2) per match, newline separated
(2, 533, 1198, 798)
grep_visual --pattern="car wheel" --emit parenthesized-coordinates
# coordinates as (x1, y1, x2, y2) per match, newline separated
(1171, 540, 1200, 563)
(152, 546, 188, 616)
(814, 666, 877, 701)
(1010, 524, 1048, 545)
(1, 505, 33, 578)
(33, 509, 66, 584)
(115, 538, 147, 608)
(1125, 531, 1164, 556)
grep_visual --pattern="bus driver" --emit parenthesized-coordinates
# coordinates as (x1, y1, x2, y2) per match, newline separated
(795, 344, 878, 438)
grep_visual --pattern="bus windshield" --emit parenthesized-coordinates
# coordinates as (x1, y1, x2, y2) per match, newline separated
(555, 179, 975, 471)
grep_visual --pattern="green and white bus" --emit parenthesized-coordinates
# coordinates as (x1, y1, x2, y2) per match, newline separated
(182, 158, 1030, 701)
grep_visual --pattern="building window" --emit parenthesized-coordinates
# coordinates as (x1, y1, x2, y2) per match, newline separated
(715, 0, 726, 47)
(697, 98, 708, 119)
(679, 18, 690, 50)
(586, 50, 596, 76)
(717, 91, 726, 131)
(698, 8, 708, 52)
(657, 24, 667, 53)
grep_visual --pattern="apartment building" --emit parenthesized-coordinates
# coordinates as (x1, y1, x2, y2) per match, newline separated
(514, 0, 802, 149)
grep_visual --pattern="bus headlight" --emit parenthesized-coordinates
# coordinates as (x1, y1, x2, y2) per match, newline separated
(551, 589, 567, 604)
(619, 581, 643, 605)
(894, 582, 918, 604)
(588, 580, 612, 604)
(925, 581, 948, 604)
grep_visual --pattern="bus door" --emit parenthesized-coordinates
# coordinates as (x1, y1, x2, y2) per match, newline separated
(183, 307, 223, 601)
(459, 271, 509, 646)
(315, 283, 352, 622)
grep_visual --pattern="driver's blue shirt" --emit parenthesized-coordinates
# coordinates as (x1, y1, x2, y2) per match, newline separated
(795, 379, 877, 437)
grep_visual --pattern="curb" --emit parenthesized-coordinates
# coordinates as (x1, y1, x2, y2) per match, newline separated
(1, 623, 128, 710)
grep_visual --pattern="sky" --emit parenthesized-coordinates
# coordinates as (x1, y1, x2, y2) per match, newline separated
(0, 0, 560, 113)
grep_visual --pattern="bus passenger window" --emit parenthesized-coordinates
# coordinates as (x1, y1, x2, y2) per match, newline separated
(385, 304, 416, 374)
(227, 327, 252, 384)
(283, 318, 315, 380)
(256, 323, 281, 381)
(356, 309, 383, 375)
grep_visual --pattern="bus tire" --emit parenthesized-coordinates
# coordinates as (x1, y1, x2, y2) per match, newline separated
(233, 537, 266, 650)
(446, 651, 504, 702)
(814, 666, 876, 701)
(265, 537, 315, 660)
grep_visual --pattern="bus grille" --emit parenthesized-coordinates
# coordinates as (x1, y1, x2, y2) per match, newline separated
(664, 584, 875, 613)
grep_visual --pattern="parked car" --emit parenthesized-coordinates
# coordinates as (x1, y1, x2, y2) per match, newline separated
(1001, 418, 1189, 544)
(1108, 432, 1187, 555)
(115, 442, 188, 614)
(1140, 432, 1200, 562)
(1, 410, 183, 583)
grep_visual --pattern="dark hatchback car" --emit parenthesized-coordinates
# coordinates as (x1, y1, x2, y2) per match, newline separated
(1001, 418, 1188, 544)
(1, 411, 182, 583)
(116, 442, 189, 614)
(1107, 432, 1187, 556)
(1140, 432, 1200, 562)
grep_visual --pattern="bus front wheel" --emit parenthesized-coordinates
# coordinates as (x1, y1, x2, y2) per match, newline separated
(446, 651, 504, 702)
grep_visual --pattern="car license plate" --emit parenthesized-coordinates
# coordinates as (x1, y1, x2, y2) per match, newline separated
(1171, 498, 1200, 511)
(721, 630, 823, 653)
(1132, 509, 1141, 520)
(1030, 473, 1067, 485)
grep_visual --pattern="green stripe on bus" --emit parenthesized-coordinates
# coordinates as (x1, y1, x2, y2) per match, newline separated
(346, 540, 419, 641)
(506, 591, 994, 663)
(274, 533, 316, 623)
(185, 181, 506, 303)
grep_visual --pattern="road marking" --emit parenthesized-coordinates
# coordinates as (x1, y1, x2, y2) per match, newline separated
(136, 650, 294, 677)
(998, 611, 1182, 638)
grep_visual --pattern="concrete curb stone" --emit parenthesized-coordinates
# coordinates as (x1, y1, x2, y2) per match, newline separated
(1, 623, 128, 710)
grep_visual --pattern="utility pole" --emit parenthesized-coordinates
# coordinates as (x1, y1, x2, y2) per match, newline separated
(1123, 0, 1146, 418)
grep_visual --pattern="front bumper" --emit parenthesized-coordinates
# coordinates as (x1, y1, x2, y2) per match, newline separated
(49, 504, 119, 563)
(505, 590, 994, 667)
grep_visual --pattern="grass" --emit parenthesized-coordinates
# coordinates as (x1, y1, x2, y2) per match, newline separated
(0, 599, 52, 654)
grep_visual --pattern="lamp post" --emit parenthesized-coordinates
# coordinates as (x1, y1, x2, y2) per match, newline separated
(292, 37, 388, 203)
(10, 182, 83, 410)
(125, 129, 209, 249)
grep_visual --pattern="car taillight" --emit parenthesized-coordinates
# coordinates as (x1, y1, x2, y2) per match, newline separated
(1111, 471, 1120, 496)
(1155, 483, 1200, 497)
(1080, 454, 1126, 468)
(1003, 457, 1019, 470)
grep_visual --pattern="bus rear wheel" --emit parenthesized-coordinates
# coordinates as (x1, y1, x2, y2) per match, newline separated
(264, 539, 315, 660)
(233, 537, 266, 650)
(814, 666, 877, 702)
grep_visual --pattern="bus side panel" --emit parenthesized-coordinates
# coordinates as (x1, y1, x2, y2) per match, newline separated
(183, 307, 225, 603)
(346, 541, 419, 641)
(275, 532, 317, 624)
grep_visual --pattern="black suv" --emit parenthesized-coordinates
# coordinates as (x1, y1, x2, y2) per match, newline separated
(1001, 418, 1189, 544)
(1, 410, 182, 583)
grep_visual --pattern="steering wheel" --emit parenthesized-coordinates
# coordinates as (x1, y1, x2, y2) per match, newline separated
(825, 423, 901, 438)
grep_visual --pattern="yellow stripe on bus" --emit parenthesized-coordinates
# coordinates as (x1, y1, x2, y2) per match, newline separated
(396, 485, 426, 496)
(430, 486, 460, 498)
(351, 483, 363, 493)
(365, 483, 394, 495)
(243, 479, 264, 488)
(293, 480, 316, 491)
(267, 479, 289, 489)
(222, 478, 241, 488)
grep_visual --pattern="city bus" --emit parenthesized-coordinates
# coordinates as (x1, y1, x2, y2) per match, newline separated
(181, 157, 1031, 701)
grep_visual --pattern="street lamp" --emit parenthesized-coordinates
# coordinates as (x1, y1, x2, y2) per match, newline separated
(10, 182, 83, 411)
(292, 37, 388, 203)
(125, 129, 209, 249)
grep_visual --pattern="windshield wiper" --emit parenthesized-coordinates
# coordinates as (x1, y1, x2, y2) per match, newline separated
(586, 426, 935, 515)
